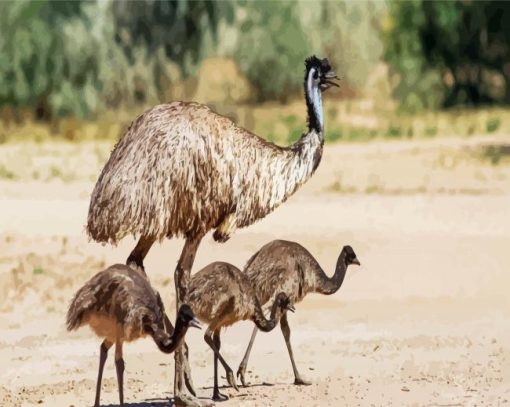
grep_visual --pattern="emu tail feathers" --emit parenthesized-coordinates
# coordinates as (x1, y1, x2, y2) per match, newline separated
(66, 285, 92, 331)
(66, 306, 84, 331)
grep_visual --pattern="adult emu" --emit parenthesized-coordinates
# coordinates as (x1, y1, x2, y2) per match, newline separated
(87, 55, 338, 406)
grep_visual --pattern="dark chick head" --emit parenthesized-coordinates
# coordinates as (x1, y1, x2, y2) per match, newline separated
(342, 245, 360, 266)
(275, 292, 295, 313)
(177, 304, 202, 329)
(305, 55, 340, 92)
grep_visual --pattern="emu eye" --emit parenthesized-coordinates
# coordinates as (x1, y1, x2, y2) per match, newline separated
(313, 70, 319, 80)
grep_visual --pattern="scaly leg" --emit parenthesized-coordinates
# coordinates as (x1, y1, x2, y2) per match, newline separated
(204, 328, 239, 397)
(115, 339, 125, 406)
(126, 235, 155, 276)
(94, 339, 113, 407)
(212, 331, 228, 401)
(174, 236, 203, 406)
(236, 325, 259, 387)
(281, 312, 310, 385)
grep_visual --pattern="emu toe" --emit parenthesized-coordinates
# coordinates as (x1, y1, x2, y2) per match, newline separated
(294, 376, 312, 386)
(212, 390, 229, 402)
(236, 366, 248, 387)
(226, 370, 239, 391)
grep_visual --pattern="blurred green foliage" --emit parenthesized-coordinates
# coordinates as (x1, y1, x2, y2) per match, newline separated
(232, 0, 384, 102)
(0, 0, 386, 118)
(0, 0, 225, 119)
(1, 0, 510, 122)
(384, 0, 510, 111)
(112, 1, 232, 74)
(0, 1, 84, 118)
(233, 1, 310, 102)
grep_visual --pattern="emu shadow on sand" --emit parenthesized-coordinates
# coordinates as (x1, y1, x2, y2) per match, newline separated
(66, 264, 201, 407)
(187, 262, 294, 401)
(237, 241, 360, 386)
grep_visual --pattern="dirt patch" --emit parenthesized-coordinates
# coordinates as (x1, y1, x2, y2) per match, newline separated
(1, 136, 509, 406)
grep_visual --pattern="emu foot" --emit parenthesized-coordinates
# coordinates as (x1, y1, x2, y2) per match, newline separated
(294, 376, 312, 386)
(226, 369, 239, 391)
(236, 365, 248, 387)
(174, 392, 203, 407)
(212, 390, 229, 402)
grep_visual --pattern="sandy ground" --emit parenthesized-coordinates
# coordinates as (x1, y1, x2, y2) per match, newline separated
(1, 136, 509, 406)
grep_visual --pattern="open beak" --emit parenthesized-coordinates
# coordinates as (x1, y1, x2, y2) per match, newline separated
(286, 304, 296, 313)
(352, 258, 361, 266)
(189, 317, 202, 329)
(321, 70, 340, 91)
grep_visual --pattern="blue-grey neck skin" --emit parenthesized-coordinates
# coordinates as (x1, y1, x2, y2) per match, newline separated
(305, 67, 324, 133)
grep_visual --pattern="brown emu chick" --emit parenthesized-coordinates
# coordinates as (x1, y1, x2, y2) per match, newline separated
(188, 262, 294, 401)
(66, 264, 201, 407)
(237, 241, 360, 387)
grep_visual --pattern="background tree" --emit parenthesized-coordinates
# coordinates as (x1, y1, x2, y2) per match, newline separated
(384, 0, 510, 110)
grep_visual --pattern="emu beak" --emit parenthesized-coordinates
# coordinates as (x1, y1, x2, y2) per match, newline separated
(352, 258, 361, 266)
(321, 71, 340, 91)
(286, 304, 296, 313)
(189, 318, 202, 329)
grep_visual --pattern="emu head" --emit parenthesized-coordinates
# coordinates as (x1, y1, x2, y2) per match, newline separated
(177, 304, 202, 329)
(342, 245, 361, 266)
(305, 55, 340, 92)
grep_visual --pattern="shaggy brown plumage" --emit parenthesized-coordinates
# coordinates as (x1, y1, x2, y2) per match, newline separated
(236, 240, 360, 387)
(66, 264, 201, 407)
(187, 262, 294, 401)
(85, 55, 338, 406)
(87, 57, 338, 246)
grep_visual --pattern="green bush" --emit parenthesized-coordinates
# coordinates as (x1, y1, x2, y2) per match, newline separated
(231, 1, 385, 102)
(384, 1, 510, 110)
(233, 1, 310, 102)
(0, 0, 229, 119)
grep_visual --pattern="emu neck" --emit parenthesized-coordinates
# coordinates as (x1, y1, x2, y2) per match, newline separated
(153, 320, 188, 354)
(316, 252, 348, 295)
(252, 298, 281, 332)
(305, 71, 324, 134)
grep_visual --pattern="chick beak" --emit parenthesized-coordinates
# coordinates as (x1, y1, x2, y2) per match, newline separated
(189, 317, 202, 329)
(286, 304, 296, 313)
(352, 258, 361, 266)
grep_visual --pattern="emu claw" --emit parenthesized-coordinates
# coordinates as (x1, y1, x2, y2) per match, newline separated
(184, 372, 197, 397)
(212, 391, 229, 401)
(226, 370, 239, 391)
(236, 366, 248, 387)
(213, 392, 228, 401)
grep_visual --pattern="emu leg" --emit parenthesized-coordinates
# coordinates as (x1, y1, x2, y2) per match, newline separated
(94, 340, 113, 407)
(115, 340, 126, 406)
(281, 312, 311, 385)
(204, 328, 238, 399)
(126, 235, 155, 276)
(236, 326, 259, 387)
(212, 331, 228, 401)
(174, 236, 202, 406)
(164, 314, 196, 397)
